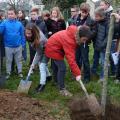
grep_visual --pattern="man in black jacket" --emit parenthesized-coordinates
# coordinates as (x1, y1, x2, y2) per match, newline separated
(92, 7, 109, 82)
(75, 3, 96, 83)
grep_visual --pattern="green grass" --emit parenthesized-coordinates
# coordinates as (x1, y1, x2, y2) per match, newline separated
(2, 44, 120, 118)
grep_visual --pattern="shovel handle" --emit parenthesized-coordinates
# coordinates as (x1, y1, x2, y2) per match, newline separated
(79, 80, 89, 98)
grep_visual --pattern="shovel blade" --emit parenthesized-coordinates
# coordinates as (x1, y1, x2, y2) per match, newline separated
(0, 75, 6, 88)
(17, 80, 32, 94)
(87, 94, 102, 116)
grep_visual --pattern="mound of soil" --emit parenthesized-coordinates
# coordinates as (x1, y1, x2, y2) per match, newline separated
(0, 91, 55, 120)
(69, 96, 120, 120)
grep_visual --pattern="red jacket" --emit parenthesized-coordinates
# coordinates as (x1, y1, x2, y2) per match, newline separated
(45, 25, 81, 77)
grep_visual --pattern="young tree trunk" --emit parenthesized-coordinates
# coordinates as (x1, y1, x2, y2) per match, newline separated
(101, 15, 115, 118)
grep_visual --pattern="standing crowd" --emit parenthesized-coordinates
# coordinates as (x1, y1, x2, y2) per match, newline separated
(0, 0, 120, 97)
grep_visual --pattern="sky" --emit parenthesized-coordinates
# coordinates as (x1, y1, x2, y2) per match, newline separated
(0, 0, 6, 2)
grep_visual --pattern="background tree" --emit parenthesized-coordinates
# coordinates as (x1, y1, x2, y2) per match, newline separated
(42, 0, 84, 10)
(7, 0, 22, 10)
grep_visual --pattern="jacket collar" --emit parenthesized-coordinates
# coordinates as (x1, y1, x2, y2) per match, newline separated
(106, 6, 113, 13)
(7, 18, 17, 22)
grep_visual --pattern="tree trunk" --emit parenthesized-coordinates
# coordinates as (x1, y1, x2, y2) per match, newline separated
(101, 16, 115, 118)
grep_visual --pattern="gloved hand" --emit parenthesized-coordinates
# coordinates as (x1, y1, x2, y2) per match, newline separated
(76, 75, 81, 82)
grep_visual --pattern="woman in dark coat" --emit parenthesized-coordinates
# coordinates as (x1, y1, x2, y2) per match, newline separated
(45, 7, 66, 38)
(18, 10, 28, 61)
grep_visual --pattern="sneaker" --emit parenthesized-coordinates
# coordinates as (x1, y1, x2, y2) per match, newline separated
(109, 74, 116, 78)
(35, 84, 45, 93)
(18, 73, 23, 78)
(46, 76, 52, 81)
(59, 89, 73, 97)
(83, 79, 90, 84)
(115, 79, 120, 84)
(6, 73, 11, 79)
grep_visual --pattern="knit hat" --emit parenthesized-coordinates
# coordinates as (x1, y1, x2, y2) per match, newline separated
(95, 7, 106, 18)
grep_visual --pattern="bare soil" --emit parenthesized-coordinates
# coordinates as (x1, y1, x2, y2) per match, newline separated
(69, 96, 120, 120)
(0, 90, 69, 120)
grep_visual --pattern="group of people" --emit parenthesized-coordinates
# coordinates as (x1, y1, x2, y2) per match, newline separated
(0, 0, 120, 97)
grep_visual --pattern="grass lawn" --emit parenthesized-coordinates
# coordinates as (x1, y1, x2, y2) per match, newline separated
(3, 44, 120, 119)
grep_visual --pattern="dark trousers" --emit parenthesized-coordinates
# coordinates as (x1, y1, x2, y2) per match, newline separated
(116, 55, 120, 80)
(29, 44, 36, 65)
(22, 45, 27, 62)
(110, 41, 117, 75)
(91, 49, 100, 74)
(76, 43, 90, 81)
(51, 59, 66, 90)
(0, 35, 5, 69)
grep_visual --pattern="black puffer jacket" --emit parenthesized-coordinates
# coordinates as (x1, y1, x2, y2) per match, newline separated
(18, 18, 28, 27)
(113, 22, 120, 39)
(45, 18, 66, 38)
(75, 14, 96, 42)
(29, 17, 48, 37)
(94, 19, 109, 51)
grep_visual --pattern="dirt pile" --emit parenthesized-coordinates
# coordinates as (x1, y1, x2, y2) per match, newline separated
(0, 91, 55, 120)
(69, 96, 120, 120)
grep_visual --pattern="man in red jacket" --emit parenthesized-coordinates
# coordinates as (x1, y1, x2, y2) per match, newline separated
(45, 25, 91, 96)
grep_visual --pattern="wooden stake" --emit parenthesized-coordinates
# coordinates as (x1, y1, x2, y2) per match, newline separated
(101, 15, 115, 118)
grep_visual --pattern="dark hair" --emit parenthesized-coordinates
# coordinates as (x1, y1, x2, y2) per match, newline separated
(25, 23, 40, 48)
(79, 26, 91, 38)
(80, 3, 90, 13)
(101, 0, 111, 6)
(76, 25, 92, 45)
(31, 8, 39, 14)
(18, 10, 26, 19)
(42, 10, 50, 18)
(71, 5, 79, 12)
(95, 7, 106, 18)
(8, 7, 17, 14)
(0, 13, 4, 20)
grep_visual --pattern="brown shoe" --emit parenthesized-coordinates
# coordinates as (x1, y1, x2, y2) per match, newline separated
(59, 89, 73, 97)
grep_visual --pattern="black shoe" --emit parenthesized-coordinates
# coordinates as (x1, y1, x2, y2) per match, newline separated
(46, 76, 52, 81)
(35, 84, 45, 93)
(83, 79, 90, 84)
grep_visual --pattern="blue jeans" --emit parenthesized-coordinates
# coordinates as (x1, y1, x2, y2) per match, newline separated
(76, 43, 90, 81)
(99, 51, 105, 79)
(116, 54, 120, 80)
(51, 60, 66, 90)
(5, 46, 22, 74)
(39, 62, 51, 85)
(91, 49, 105, 79)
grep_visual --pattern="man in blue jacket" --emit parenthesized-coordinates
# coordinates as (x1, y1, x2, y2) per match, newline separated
(0, 8, 25, 79)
